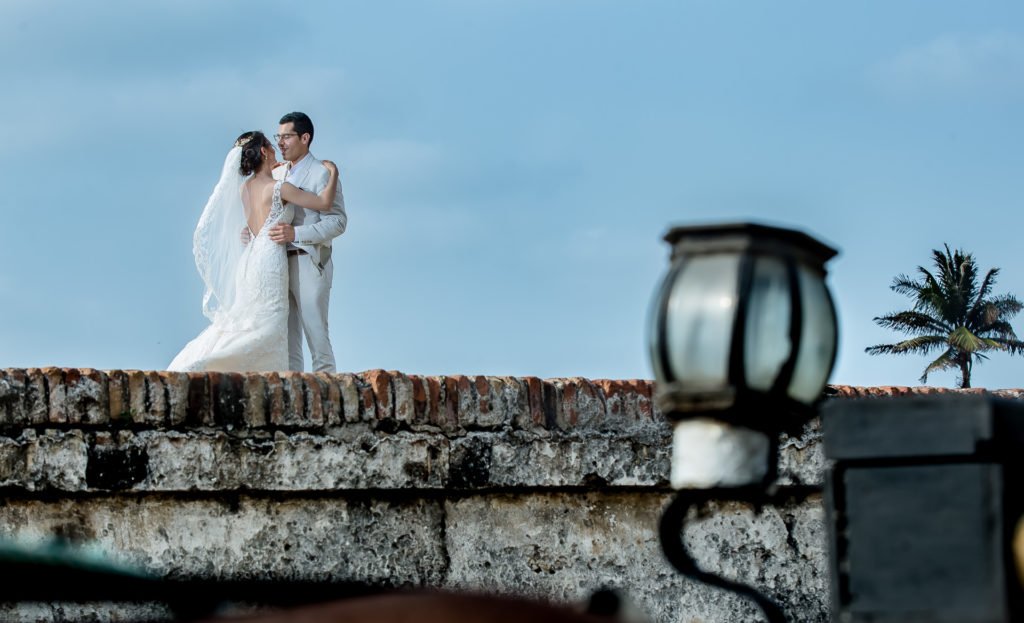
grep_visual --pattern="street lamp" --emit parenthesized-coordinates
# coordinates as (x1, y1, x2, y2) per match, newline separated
(648, 222, 839, 622)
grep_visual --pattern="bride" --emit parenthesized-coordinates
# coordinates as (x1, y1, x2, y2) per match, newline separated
(169, 131, 339, 372)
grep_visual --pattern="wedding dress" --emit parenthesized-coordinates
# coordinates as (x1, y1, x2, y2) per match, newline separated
(169, 147, 293, 372)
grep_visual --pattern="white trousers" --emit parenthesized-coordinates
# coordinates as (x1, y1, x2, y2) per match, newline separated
(287, 254, 336, 372)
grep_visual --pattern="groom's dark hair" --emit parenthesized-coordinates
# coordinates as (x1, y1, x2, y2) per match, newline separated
(280, 112, 314, 144)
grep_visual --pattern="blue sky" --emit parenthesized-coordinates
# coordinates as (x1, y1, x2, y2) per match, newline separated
(2, 1, 1023, 388)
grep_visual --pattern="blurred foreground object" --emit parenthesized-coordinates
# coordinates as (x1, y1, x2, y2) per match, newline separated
(0, 541, 634, 621)
(197, 592, 612, 623)
(647, 222, 839, 623)
(823, 394, 1024, 622)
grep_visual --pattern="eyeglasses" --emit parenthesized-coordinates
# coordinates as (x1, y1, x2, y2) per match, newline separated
(274, 133, 298, 141)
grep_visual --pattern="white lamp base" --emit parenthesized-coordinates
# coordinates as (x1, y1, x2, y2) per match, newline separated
(670, 417, 770, 489)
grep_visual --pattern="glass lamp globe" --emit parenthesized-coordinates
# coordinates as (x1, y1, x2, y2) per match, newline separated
(647, 223, 839, 489)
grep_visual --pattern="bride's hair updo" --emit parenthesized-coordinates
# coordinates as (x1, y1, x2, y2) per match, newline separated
(236, 131, 272, 176)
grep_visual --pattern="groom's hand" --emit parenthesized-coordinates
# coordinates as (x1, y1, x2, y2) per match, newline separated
(269, 223, 295, 244)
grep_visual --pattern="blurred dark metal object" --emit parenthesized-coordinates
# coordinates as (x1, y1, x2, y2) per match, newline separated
(658, 488, 787, 623)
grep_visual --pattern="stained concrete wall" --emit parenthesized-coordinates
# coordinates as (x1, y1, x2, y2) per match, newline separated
(1, 369, 1007, 622)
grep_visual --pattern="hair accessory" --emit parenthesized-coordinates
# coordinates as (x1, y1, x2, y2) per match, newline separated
(235, 135, 254, 148)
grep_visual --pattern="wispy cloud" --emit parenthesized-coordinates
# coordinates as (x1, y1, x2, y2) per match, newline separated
(0, 63, 347, 150)
(340, 139, 446, 193)
(870, 33, 1024, 98)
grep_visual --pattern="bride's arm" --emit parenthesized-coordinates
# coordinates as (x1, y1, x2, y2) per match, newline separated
(278, 161, 340, 212)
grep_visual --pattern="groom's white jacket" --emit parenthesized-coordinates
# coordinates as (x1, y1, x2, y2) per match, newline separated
(273, 154, 347, 271)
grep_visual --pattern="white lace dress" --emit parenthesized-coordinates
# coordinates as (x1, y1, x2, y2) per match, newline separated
(169, 181, 293, 372)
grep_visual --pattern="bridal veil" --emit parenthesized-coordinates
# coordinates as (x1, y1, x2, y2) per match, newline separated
(192, 146, 248, 322)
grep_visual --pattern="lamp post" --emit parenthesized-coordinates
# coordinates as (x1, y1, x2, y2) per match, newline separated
(647, 223, 839, 622)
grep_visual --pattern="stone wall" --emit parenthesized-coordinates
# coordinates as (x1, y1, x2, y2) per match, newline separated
(1, 369, 1015, 622)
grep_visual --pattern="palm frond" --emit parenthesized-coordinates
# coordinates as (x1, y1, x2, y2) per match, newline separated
(980, 338, 1007, 351)
(948, 326, 985, 353)
(919, 348, 956, 384)
(914, 267, 947, 317)
(981, 320, 1019, 340)
(866, 335, 948, 356)
(873, 311, 949, 336)
(890, 274, 924, 298)
(990, 338, 1024, 355)
(968, 268, 999, 316)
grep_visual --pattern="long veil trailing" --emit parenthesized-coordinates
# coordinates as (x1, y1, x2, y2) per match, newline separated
(192, 146, 247, 321)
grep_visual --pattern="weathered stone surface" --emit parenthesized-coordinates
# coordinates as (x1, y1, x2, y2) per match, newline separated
(444, 492, 681, 618)
(0, 368, 28, 425)
(24, 368, 49, 425)
(0, 429, 673, 494)
(303, 374, 327, 427)
(141, 431, 449, 491)
(777, 418, 826, 486)
(241, 373, 268, 428)
(147, 371, 174, 426)
(355, 373, 379, 423)
(44, 367, 69, 424)
(0, 429, 88, 491)
(0, 435, 26, 486)
(486, 433, 670, 488)
(107, 369, 131, 424)
(164, 371, 190, 427)
(335, 373, 361, 423)
(443, 375, 465, 427)
(364, 369, 393, 424)
(126, 370, 149, 425)
(428, 376, 457, 431)
(445, 492, 827, 623)
(264, 371, 286, 427)
(591, 379, 657, 435)
(462, 375, 506, 429)
(682, 497, 830, 622)
(274, 373, 306, 428)
(492, 376, 530, 430)
(409, 375, 431, 429)
(540, 379, 565, 430)
(0, 603, 171, 623)
(391, 371, 415, 427)
(560, 377, 606, 431)
(317, 373, 344, 427)
(518, 376, 546, 430)
(0, 495, 447, 584)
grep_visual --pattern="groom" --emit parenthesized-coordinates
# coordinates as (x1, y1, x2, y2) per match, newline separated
(267, 112, 347, 372)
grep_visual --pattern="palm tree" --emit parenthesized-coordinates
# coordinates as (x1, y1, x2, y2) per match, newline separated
(866, 245, 1024, 388)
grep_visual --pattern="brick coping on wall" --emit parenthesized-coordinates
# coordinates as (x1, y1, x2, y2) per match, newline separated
(0, 369, 659, 434)
(826, 384, 1024, 399)
(1, 368, 1022, 433)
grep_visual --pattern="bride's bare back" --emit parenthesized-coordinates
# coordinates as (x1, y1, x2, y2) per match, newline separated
(241, 177, 278, 236)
